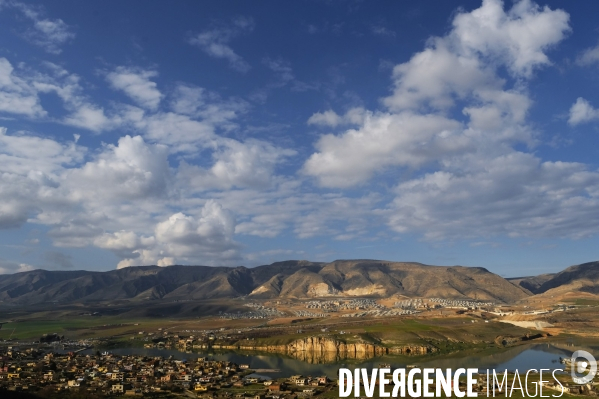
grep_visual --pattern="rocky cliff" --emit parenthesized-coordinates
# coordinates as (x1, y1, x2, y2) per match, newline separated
(206, 336, 435, 364)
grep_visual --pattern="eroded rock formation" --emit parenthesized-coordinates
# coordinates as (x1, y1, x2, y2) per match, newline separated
(207, 336, 436, 364)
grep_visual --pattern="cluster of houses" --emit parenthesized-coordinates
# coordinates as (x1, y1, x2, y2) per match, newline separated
(291, 311, 329, 318)
(340, 309, 420, 318)
(219, 303, 286, 320)
(0, 346, 334, 398)
(393, 298, 425, 309)
(428, 298, 495, 309)
(2, 345, 596, 398)
(306, 299, 387, 311)
(301, 298, 421, 318)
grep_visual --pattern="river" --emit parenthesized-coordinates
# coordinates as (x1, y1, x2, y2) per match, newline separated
(71, 338, 599, 379)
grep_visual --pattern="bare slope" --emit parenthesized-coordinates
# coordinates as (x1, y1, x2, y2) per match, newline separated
(534, 261, 599, 296)
(0, 259, 535, 304)
(507, 273, 555, 294)
(248, 260, 529, 302)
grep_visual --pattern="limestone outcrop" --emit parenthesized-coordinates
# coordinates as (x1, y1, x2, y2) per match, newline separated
(203, 336, 436, 364)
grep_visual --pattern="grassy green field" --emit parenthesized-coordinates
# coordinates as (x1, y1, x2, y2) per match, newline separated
(246, 316, 537, 355)
(0, 317, 143, 340)
(0, 317, 213, 340)
(0, 311, 266, 341)
(573, 298, 599, 306)
(339, 317, 532, 347)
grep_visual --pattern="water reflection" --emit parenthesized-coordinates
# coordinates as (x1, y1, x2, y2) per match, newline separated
(71, 341, 592, 379)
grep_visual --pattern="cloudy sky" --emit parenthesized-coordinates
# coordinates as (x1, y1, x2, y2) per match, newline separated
(0, 0, 598, 276)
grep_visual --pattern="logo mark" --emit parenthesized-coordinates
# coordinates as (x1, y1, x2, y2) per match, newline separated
(571, 350, 597, 384)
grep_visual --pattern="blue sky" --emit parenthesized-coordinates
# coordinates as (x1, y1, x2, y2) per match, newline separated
(0, 0, 598, 277)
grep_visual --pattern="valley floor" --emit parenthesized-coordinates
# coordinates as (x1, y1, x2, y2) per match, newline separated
(2, 294, 598, 356)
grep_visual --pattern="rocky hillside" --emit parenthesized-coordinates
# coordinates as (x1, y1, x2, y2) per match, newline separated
(507, 273, 555, 294)
(533, 261, 599, 295)
(0, 259, 534, 304)
(506, 261, 599, 298)
(248, 260, 530, 302)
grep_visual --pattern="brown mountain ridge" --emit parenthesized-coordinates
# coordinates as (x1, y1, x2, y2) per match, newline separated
(0, 259, 596, 305)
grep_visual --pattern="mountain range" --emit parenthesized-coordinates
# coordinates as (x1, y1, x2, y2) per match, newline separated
(0, 259, 597, 305)
(512, 261, 599, 296)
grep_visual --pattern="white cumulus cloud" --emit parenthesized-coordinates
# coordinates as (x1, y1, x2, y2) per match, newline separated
(66, 135, 171, 202)
(106, 67, 163, 110)
(388, 152, 599, 240)
(304, 111, 464, 188)
(568, 97, 599, 126)
(304, 0, 569, 188)
(0, 58, 46, 117)
(117, 200, 241, 269)
(0, 259, 35, 274)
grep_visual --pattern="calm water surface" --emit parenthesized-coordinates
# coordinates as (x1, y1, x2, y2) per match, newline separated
(72, 340, 597, 379)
